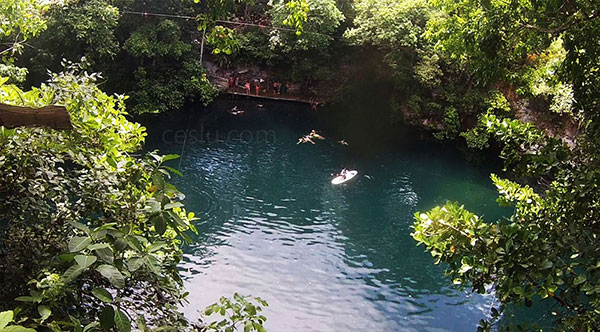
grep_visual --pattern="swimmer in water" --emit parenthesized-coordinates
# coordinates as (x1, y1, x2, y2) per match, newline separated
(309, 130, 325, 140)
(297, 136, 315, 144)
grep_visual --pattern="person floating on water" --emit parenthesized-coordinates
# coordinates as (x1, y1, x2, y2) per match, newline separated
(230, 106, 244, 116)
(330, 168, 358, 185)
(297, 136, 315, 144)
(338, 140, 349, 146)
(309, 130, 325, 140)
(336, 168, 348, 180)
(297, 130, 324, 144)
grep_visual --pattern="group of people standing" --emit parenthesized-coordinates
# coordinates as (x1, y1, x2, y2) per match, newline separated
(228, 75, 288, 96)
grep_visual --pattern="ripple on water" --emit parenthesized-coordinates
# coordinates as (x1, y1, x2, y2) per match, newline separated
(157, 113, 503, 331)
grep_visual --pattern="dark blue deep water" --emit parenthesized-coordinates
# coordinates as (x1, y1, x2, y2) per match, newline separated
(142, 94, 519, 331)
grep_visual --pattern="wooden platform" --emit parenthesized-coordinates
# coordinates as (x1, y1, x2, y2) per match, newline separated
(208, 73, 319, 105)
(226, 91, 311, 104)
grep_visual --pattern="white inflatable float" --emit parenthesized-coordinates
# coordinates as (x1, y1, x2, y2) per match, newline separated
(331, 170, 358, 185)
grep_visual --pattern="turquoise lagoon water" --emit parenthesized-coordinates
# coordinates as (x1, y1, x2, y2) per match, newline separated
(142, 95, 515, 331)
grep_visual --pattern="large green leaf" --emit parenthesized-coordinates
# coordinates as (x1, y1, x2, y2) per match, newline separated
(92, 288, 113, 303)
(125, 235, 144, 252)
(161, 154, 180, 162)
(63, 263, 89, 282)
(83, 322, 100, 332)
(2, 326, 37, 332)
(126, 257, 144, 272)
(37, 305, 51, 322)
(68, 236, 92, 252)
(143, 255, 162, 275)
(96, 264, 125, 288)
(114, 308, 131, 332)
(163, 202, 183, 210)
(151, 214, 167, 235)
(99, 306, 115, 330)
(163, 166, 182, 176)
(114, 238, 127, 251)
(74, 255, 97, 269)
(67, 220, 90, 234)
(0, 311, 13, 329)
(95, 247, 114, 264)
(147, 242, 167, 253)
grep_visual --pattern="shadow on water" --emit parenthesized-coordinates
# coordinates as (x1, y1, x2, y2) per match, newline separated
(138, 77, 550, 330)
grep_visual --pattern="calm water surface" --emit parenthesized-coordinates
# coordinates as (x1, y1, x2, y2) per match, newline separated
(144, 97, 511, 331)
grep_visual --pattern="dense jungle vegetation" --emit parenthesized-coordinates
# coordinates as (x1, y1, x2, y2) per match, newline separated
(0, 0, 599, 331)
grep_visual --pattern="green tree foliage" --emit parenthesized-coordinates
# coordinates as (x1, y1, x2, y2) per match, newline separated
(203, 293, 269, 332)
(310, 0, 600, 330)
(409, 1, 600, 328)
(345, 0, 478, 130)
(0, 0, 47, 53)
(344, 0, 434, 89)
(0, 63, 266, 331)
(519, 38, 575, 116)
(270, 0, 344, 53)
(344, 0, 431, 51)
(414, 158, 600, 330)
(124, 19, 190, 58)
(0, 310, 35, 331)
(433, 106, 460, 140)
(280, 0, 310, 36)
(50, 0, 120, 59)
(233, 0, 344, 82)
(120, 17, 218, 112)
(0, 63, 196, 330)
(206, 25, 239, 55)
(20, 0, 218, 114)
(0, 8, 265, 330)
(0, 0, 48, 83)
(425, 0, 598, 119)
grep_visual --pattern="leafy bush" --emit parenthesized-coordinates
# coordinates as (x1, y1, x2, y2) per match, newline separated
(481, 113, 567, 177)
(434, 106, 460, 140)
(484, 90, 511, 114)
(413, 163, 600, 330)
(0, 64, 196, 331)
(236, 29, 277, 66)
(131, 60, 218, 114)
(460, 127, 490, 150)
(0, 61, 266, 331)
(519, 38, 576, 116)
(203, 294, 269, 332)
(0, 63, 28, 83)
(270, 0, 344, 53)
